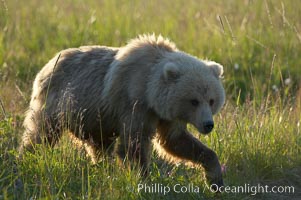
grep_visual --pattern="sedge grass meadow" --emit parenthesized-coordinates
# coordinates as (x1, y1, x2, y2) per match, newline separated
(0, 0, 301, 199)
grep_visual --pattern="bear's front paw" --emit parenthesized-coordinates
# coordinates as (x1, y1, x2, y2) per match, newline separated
(205, 168, 224, 193)
(207, 177, 224, 193)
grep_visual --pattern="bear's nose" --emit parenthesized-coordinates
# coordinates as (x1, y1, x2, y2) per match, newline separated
(203, 121, 214, 134)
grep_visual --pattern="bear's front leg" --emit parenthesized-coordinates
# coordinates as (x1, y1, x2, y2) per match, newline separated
(116, 113, 157, 177)
(156, 120, 223, 187)
(117, 132, 152, 176)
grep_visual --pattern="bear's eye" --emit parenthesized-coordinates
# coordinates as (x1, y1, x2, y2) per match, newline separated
(209, 99, 214, 106)
(190, 99, 199, 106)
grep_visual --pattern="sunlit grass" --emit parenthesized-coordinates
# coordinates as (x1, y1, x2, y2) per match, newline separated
(0, 0, 301, 199)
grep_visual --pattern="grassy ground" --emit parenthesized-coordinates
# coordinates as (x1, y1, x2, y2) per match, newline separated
(0, 0, 301, 199)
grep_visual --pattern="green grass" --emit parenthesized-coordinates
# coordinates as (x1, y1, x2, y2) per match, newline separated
(0, 0, 301, 199)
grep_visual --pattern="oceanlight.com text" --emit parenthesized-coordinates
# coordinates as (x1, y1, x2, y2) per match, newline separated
(208, 183, 294, 195)
(137, 183, 295, 196)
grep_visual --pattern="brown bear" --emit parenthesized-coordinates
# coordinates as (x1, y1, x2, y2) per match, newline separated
(19, 34, 225, 187)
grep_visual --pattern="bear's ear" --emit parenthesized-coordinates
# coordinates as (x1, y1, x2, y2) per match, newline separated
(163, 62, 180, 82)
(207, 61, 224, 79)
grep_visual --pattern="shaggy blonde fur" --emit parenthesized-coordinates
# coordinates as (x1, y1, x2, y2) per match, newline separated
(19, 34, 225, 187)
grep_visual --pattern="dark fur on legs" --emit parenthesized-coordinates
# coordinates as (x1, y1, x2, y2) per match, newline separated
(156, 120, 223, 187)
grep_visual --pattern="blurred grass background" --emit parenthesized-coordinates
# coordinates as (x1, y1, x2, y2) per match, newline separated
(0, 0, 301, 199)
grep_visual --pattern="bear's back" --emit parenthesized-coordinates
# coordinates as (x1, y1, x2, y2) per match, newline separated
(36, 46, 117, 96)
(33, 46, 118, 129)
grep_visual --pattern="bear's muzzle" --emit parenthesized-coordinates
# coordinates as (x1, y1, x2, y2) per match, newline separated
(203, 120, 214, 134)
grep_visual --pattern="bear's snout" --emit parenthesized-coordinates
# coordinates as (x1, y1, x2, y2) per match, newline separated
(203, 120, 214, 134)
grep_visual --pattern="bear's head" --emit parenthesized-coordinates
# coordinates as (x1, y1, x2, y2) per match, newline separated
(147, 52, 225, 134)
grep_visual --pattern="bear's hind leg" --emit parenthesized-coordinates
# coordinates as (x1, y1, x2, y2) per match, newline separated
(19, 108, 62, 158)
